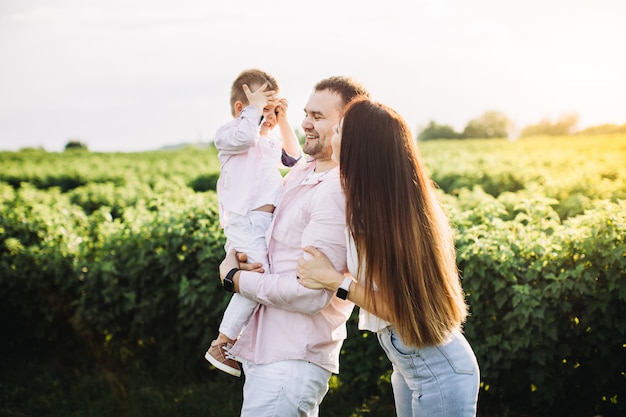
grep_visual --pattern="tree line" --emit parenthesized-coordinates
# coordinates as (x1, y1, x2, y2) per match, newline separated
(418, 111, 626, 140)
(43, 115, 626, 153)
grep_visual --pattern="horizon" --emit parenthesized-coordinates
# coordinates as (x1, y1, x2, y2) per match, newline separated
(1, 0, 625, 153)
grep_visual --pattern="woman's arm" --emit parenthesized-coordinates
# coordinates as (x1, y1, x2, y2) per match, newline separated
(219, 248, 339, 315)
(296, 246, 393, 322)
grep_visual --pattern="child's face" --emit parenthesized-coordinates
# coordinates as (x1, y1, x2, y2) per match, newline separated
(259, 103, 278, 136)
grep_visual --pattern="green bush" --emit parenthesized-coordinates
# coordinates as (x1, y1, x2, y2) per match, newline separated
(453, 194, 626, 417)
(1, 183, 228, 415)
(73, 191, 227, 379)
(189, 173, 220, 192)
(1, 139, 625, 417)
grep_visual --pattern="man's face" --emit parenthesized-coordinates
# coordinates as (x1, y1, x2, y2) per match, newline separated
(301, 89, 343, 161)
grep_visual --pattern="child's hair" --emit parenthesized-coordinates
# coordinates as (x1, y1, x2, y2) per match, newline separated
(230, 69, 279, 116)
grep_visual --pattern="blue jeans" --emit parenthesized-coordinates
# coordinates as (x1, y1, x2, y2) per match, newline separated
(377, 327, 480, 417)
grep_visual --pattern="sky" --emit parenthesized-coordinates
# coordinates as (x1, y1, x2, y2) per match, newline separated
(1, 0, 625, 152)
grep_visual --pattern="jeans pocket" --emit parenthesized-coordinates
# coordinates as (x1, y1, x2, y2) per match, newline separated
(389, 330, 417, 356)
(437, 337, 477, 375)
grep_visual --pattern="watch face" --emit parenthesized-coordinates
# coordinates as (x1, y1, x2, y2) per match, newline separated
(336, 277, 352, 300)
(336, 287, 348, 300)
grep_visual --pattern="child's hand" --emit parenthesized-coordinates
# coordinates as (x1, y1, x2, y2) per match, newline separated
(243, 82, 278, 115)
(275, 98, 289, 124)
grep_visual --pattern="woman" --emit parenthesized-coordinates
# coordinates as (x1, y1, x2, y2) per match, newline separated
(296, 98, 480, 416)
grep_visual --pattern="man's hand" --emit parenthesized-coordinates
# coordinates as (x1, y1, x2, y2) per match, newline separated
(219, 249, 241, 284)
(219, 249, 265, 284)
(236, 251, 265, 273)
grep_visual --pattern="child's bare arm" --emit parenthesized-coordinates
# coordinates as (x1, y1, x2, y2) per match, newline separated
(276, 97, 301, 159)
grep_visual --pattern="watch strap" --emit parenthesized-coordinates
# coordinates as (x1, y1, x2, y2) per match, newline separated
(223, 267, 239, 292)
(336, 276, 353, 300)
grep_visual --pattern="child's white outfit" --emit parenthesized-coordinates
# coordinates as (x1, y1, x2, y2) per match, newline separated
(214, 105, 299, 340)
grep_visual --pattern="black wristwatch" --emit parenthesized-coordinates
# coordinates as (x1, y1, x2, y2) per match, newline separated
(223, 268, 239, 292)
(336, 277, 353, 300)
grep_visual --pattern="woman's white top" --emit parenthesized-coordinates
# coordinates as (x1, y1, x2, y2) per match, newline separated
(346, 229, 391, 332)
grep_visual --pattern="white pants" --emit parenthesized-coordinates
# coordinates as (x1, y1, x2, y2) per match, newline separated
(220, 211, 272, 340)
(241, 360, 332, 417)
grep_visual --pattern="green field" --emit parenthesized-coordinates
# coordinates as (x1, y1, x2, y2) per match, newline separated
(1, 134, 625, 417)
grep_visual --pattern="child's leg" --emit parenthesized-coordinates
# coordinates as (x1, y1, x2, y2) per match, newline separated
(205, 211, 272, 376)
(205, 295, 260, 377)
(219, 210, 272, 338)
(213, 332, 235, 345)
(219, 294, 260, 340)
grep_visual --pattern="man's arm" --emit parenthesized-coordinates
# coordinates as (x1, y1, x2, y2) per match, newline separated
(220, 178, 348, 314)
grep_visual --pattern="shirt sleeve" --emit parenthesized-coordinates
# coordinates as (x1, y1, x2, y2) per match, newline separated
(237, 177, 348, 314)
(281, 149, 301, 167)
(238, 270, 335, 314)
(214, 106, 260, 155)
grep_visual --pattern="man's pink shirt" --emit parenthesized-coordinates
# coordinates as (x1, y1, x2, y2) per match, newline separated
(229, 159, 354, 374)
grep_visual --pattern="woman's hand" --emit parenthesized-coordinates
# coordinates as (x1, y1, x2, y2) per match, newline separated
(296, 246, 344, 291)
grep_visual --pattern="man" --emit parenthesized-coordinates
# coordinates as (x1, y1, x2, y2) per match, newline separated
(217, 76, 370, 416)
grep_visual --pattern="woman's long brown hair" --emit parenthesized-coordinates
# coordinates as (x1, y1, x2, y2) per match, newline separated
(339, 99, 468, 347)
